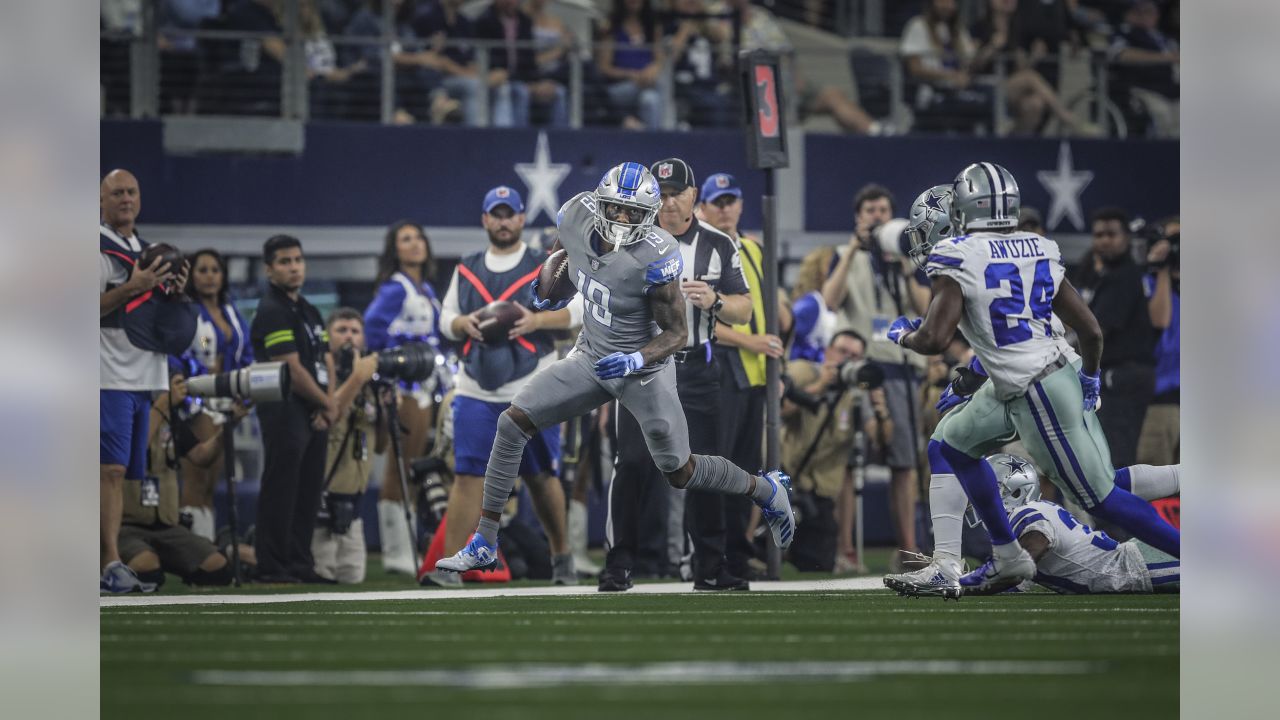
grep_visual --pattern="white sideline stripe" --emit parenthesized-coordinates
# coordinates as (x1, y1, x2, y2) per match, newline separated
(191, 660, 1101, 689)
(101, 577, 886, 608)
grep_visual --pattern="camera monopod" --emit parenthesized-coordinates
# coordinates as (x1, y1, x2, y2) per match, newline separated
(220, 409, 244, 587)
(377, 381, 421, 571)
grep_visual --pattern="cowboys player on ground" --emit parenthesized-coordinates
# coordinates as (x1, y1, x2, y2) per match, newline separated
(977, 453, 1179, 595)
(886, 163, 1179, 594)
(436, 162, 796, 574)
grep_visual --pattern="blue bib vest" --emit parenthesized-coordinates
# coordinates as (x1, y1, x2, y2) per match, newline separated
(100, 232, 198, 356)
(455, 248, 554, 391)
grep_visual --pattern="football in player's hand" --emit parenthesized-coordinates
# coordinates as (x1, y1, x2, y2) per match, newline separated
(537, 249, 576, 305)
(474, 300, 524, 344)
(138, 242, 185, 297)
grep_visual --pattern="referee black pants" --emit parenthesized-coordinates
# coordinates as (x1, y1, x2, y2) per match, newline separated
(255, 400, 328, 577)
(606, 356, 726, 578)
(714, 348, 765, 577)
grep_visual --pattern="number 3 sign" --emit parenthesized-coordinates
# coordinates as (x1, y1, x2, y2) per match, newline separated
(740, 51, 789, 169)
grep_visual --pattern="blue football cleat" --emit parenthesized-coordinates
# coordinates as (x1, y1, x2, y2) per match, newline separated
(755, 470, 797, 550)
(434, 532, 499, 573)
(958, 552, 1035, 595)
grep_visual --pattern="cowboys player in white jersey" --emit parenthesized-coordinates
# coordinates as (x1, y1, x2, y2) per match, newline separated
(436, 162, 795, 574)
(884, 186, 1182, 599)
(975, 453, 1179, 594)
(886, 162, 1180, 594)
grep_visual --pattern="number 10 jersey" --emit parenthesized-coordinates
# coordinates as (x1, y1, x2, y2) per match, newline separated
(557, 192, 684, 368)
(925, 231, 1076, 400)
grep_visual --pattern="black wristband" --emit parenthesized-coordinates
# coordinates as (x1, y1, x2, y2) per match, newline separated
(711, 291, 724, 313)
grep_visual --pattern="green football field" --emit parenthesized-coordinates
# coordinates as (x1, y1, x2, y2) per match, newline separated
(101, 579, 1178, 720)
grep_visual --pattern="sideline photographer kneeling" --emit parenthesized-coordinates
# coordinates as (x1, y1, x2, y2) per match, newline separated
(781, 330, 892, 572)
(311, 309, 382, 584)
(120, 367, 256, 588)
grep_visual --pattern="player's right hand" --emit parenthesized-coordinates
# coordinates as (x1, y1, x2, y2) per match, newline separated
(530, 278, 571, 311)
(887, 316, 921, 346)
(935, 384, 967, 413)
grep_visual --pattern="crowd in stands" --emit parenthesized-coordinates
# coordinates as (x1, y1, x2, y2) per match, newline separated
(100, 0, 1179, 136)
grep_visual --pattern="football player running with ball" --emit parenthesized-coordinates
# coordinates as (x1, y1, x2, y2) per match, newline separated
(437, 163, 796, 574)
(887, 162, 1179, 594)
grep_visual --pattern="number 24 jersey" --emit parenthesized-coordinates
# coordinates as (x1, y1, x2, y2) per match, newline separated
(925, 231, 1076, 399)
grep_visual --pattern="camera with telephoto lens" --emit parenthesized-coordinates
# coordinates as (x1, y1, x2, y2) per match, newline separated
(373, 341, 438, 383)
(835, 358, 886, 391)
(865, 218, 913, 263)
(186, 361, 291, 403)
(411, 457, 451, 534)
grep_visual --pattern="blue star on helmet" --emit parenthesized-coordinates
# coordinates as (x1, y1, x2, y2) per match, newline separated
(1000, 456, 1030, 475)
(924, 188, 946, 213)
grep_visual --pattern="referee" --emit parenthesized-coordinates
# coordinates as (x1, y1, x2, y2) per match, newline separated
(700, 172, 788, 580)
(600, 158, 753, 592)
(250, 235, 336, 584)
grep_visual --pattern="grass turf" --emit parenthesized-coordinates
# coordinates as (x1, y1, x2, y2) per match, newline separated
(101, 589, 1178, 720)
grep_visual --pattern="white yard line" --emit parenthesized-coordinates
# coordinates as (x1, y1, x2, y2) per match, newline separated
(101, 577, 887, 608)
(191, 659, 1103, 689)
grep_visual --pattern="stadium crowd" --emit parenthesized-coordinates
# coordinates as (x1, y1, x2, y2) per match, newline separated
(99, 150, 1179, 592)
(101, 0, 1179, 136)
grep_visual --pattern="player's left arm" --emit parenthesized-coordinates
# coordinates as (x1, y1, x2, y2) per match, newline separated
(899, 275, 964, 355)
(641, 280, 689, 365)
(1051, 278, 1103, 375)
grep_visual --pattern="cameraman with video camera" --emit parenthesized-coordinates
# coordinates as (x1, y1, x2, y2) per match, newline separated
(781, 330, 892, 572)
(310, 308, 382, 584)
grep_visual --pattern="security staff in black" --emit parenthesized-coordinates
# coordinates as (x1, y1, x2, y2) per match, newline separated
(603, 158, 754, 591)
(249, 235, 336, 584)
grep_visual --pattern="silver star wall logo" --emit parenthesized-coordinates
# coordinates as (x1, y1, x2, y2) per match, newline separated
(1037, 141, 1094, 231)
(515, 131, 571, 224)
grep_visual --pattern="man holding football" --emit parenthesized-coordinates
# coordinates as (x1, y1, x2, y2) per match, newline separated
(430, 185, 582, 586)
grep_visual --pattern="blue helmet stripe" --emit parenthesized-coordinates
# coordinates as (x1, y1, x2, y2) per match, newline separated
(984, 162, 1009, 218)
(977, 163, 998, 219)
(619, 162, 641, 191)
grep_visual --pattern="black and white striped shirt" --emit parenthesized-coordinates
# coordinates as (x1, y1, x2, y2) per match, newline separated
(664, 218, 750, 348)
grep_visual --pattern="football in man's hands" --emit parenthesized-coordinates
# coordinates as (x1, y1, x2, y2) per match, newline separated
(138, 242, 185, 296)
(536, 249, 577, 305)
(474, 300, 525, 344)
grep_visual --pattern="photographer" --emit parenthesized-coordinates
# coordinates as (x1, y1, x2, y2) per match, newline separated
(311, 308, 382, 584)
(1072, 207, 1157, 469)
(781, 330, 892, 572)
(249, 234, 335, 584)
(1138, 221, 1180, 466)
(119, 368, 255, 589)
(805, 184, 929, 569)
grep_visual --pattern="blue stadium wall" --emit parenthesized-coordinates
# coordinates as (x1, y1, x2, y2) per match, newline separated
(102, 120, 1178, 236)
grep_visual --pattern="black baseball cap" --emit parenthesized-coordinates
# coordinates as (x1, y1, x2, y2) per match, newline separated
(649, 158, 696, 192)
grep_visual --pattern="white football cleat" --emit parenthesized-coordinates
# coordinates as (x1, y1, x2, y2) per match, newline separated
(755, 470, 796, 550)
(434, 532, 499, 573)
(884, 560, 962, 600)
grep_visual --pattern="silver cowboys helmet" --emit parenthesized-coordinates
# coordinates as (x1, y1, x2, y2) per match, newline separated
(594, 161, 661, 247)
(951, 162, 1020, 232)
(989, 453, 1042, 513)
(905, 184, 954, 268)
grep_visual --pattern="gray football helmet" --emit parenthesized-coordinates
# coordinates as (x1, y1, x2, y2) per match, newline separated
(905, 184, 954, 268)
(951, 162, 1020, 232)
(594, 161, 661, 247)
(989, 453, 1042, 513)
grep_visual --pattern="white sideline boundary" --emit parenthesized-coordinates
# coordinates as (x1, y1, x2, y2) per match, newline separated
(102, 577, 886, 608)
(191, 659, 1102, 689)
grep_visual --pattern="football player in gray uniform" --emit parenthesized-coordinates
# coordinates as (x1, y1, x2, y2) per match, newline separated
(437, 162, 795, 574)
